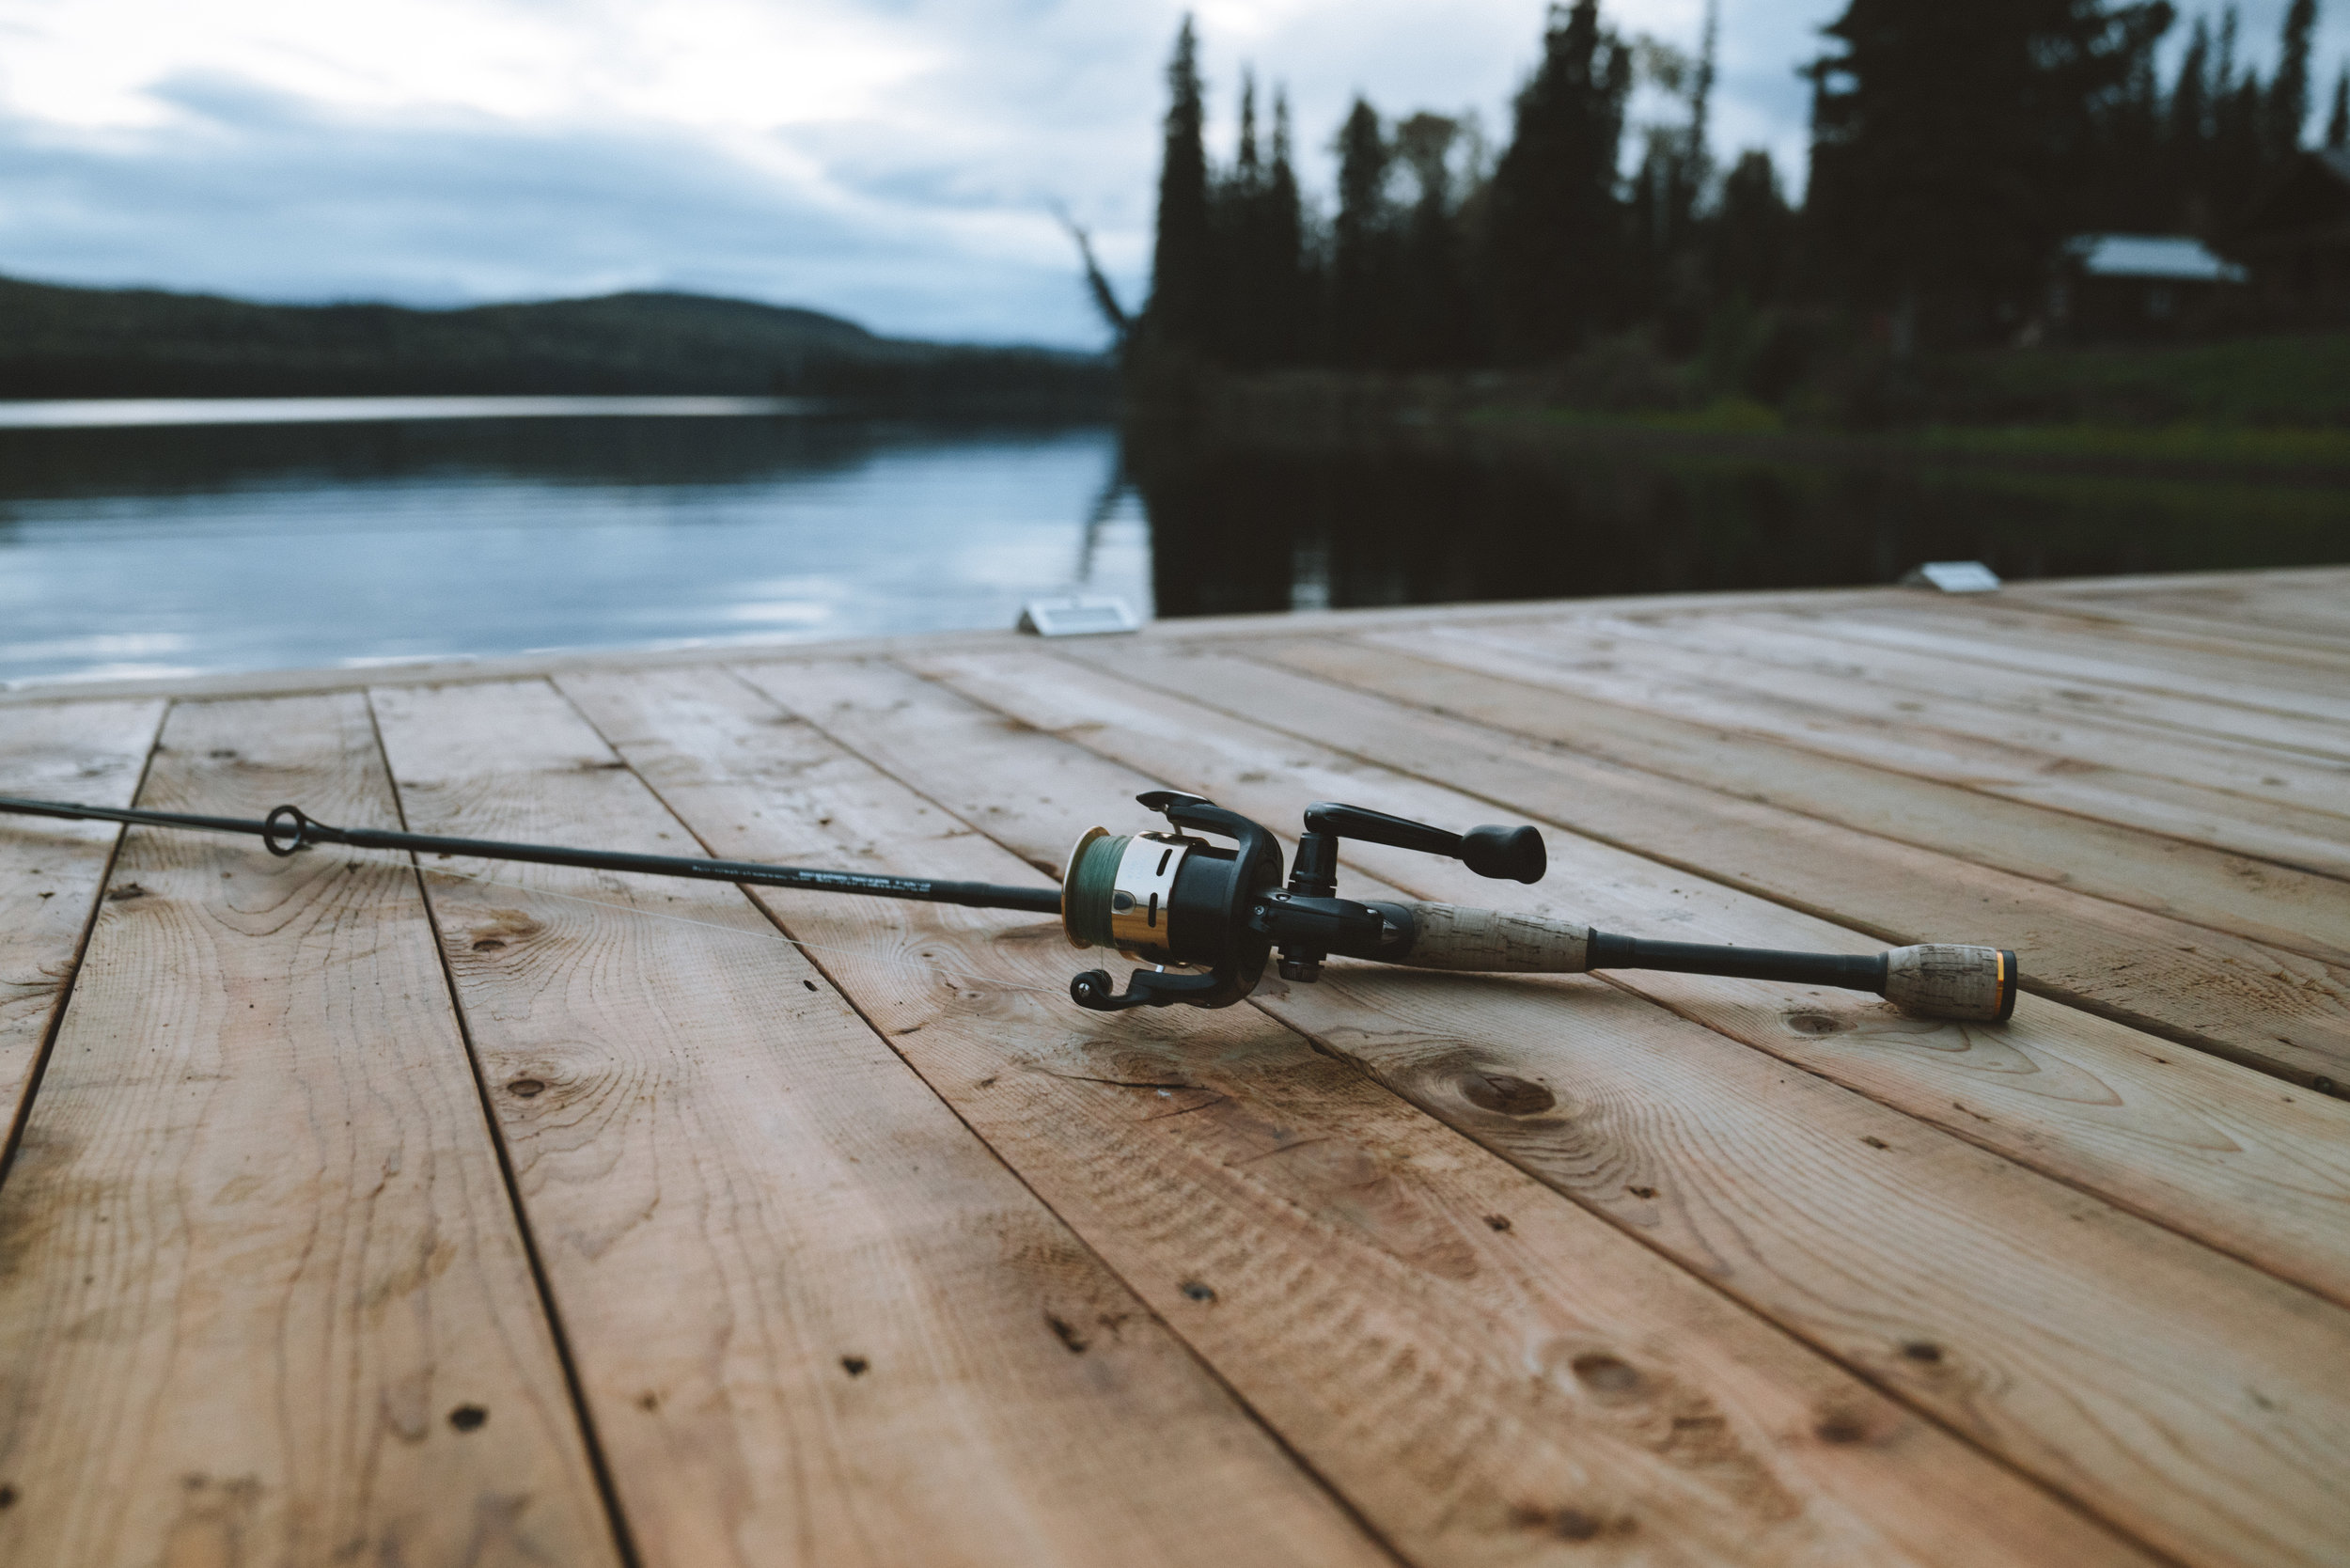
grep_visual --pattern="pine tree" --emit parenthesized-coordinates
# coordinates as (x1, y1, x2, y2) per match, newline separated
(2209, 7, 2266, 220)
(1487, 0, 1634, 359)
(1263, 91, 1312, 364)
(2267, 0, 2319, 160)
(1393, 113, 1474, 367)
(1626, 6, 1717, 343)
(2169, 18, 2213, 227)
(2328, 65, 2350, 148)
(1211, 71, 1265, 366)
(1806, 0, 2167, 344)
(1207, 71, 1312, 368)
(1328, 98, 1393, 368)
(1147, 17, 1212, 355)
(2086, 3, 2173, 231)
(1711, 149, 1794, 305)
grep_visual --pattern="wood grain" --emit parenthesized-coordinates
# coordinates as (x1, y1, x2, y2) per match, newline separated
(1609, 608, 2350, 776)
(1964, 572, 2350, 649)
(1152, 639, 2350, 1090)
(1828, 600, 2350, 724)
(592, 659, 2166, 1568)
(0, 698, 164, 1139)
(893, 648, 2350, 1307)
(2009, 579, 2350, 657)
(1337, 627, 2350, 964)
(0, 694, 619, 1568)
(791, 652, 2350, 1568)
(1783, 601, 2350, 745)
(370, 677, 1390, 1568)
(1431, 619, 2350, 877)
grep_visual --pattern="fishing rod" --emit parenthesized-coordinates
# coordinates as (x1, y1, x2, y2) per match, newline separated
(0, 789, 2017, 1024)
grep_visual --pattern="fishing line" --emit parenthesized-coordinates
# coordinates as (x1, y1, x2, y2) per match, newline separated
(401, 853, 1074, 1001)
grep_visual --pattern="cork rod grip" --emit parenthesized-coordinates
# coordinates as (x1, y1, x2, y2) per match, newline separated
(1387, 903, 1592, 973)
(1378, 908, 2016, 1024)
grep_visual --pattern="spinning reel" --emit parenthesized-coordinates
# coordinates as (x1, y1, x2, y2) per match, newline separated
(1056, 792, 2015, 1024)
(0, 788, 2017, 1024)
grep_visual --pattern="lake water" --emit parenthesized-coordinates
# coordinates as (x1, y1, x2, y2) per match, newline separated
(3, 398, 2343, 687)
(0, 403, 1146, 686)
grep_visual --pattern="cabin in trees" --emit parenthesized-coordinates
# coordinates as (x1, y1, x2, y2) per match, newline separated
(2048, 234, 2246, 342)
(2231, 149, 2350, 322)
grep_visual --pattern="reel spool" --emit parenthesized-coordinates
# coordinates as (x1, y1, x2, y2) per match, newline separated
(1058, 791, 2016, 1023)
(1058, 792, 1283, 1011)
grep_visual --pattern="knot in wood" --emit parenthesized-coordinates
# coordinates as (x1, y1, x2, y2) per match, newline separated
(1569, 1353, 1642, 1396)
(1458, 1073, 1556, 1117)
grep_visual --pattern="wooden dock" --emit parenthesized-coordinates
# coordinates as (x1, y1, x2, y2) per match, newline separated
(1, 564, 2345, 1568)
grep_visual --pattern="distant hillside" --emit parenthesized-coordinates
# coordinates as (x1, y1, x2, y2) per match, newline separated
(0, 276, 1114, 407)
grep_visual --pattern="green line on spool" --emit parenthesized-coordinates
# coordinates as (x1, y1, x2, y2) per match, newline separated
(1065, 833, 1129, 950)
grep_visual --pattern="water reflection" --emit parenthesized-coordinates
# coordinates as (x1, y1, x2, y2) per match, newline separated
(4, 403, 2342, 687)
(1136, 439, 2350, 619)
(0, 413, 1143, 685)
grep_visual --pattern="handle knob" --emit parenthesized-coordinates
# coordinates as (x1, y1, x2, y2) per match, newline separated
(1460, 824, 1545, 884)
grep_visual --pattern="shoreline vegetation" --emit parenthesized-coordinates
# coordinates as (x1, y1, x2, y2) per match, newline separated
(1162, 327, 2350, 483)
(8, 262, 2344, 482)
(0, 274, 1116, 415)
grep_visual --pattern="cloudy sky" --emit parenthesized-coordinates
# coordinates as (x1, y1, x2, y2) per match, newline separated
(0, 0, 2337, 346)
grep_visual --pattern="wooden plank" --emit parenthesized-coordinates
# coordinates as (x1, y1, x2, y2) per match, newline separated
(1201, 638, 2350, 1090)
(2015, 569, 2350, 638)
(2015, 564, 2350, 600)
(0, 694, 619, 1567)
(0, 579, 1928, 714)
(1302, 630, 2350, 967)
(0, 628, 1031, 713)
(1086, 580, 1931, 646)
(1618, 607, 2350, 773)
(1941, 577, 2350, 650)
(368, 677, 1390, 1568)
(0, 698, 164, 1140)
(580, 660, 2168, 1568)
(744, 652, 2350, 1568)
(1435, 619, 2350, 877)
(1999, 584, 2350, 662)
(1827, 601, 2350, 724)
(888, 646, 2350, 1306)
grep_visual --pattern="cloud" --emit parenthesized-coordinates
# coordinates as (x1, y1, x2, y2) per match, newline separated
(0, 0, 2339, 345)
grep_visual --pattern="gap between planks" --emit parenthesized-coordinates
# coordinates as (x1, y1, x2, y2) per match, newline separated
(0, 699, 164, 1184)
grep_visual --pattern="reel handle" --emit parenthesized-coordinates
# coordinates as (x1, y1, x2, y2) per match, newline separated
(1300, 803, 1546, 885)
(1373, 902, 2015, 1024)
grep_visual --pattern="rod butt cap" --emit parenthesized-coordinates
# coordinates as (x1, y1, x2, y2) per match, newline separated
(1884, 945, 2016, 1024)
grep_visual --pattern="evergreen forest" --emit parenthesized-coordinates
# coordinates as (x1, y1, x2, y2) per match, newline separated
(1120, 0, 2349, 412)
